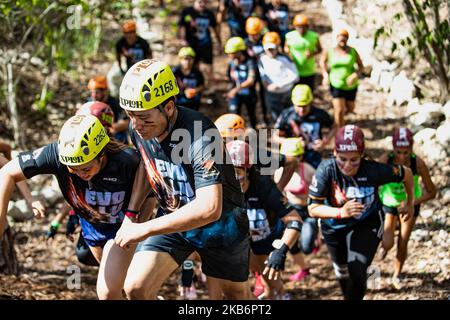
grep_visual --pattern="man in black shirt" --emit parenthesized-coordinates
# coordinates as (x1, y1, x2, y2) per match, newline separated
(116, 21, 152, 73)
(274, 84, 337, 168)
(178, 0, 221, 84)
(115, 59, 252, 299)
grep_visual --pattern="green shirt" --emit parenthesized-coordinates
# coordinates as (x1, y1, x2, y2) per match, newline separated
(285, 30, 318, 77)
(379, 154, 422, 207)
(328, 47, 358, 90)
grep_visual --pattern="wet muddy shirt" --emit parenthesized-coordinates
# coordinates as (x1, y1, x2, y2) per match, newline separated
(19, 143, 140, 224)
(309, 158, 405, 229)
(130, 106, 248, 248)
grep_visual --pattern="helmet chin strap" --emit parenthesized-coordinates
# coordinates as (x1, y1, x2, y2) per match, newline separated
(157, 103, 176, 134)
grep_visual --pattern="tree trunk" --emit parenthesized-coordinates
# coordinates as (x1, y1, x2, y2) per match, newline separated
(0, 225, 19, 276)
(6, 63, 22, 149)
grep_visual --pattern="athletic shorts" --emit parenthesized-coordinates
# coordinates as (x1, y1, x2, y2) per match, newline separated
(191, 42, 213, 65)
(330, 84, 357, 101)
(79, 217, 121, 247)
(383, 204, 421, 218)
(136, 232, 250, 282)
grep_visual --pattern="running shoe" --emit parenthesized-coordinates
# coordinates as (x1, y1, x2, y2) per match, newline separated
(289, 268, 310, 282)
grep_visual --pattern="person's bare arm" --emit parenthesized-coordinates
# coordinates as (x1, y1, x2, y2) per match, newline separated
(0, 142, 12, 160)
(115, 184, 223, 247)
(0, 159, 45, 237)
(414, 157, 436, 206)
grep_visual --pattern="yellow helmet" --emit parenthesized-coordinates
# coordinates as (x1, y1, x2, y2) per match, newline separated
(119, 59, 180, 111)
(291, 84, 313, 106)
(214, 114, 246, 138)
(178, 46, 196, 58)
(224, 37, 247, 54)
(280, 138, 304, 157)
(58, 114, 110, 166)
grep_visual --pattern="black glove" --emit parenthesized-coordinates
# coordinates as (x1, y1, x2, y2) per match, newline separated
(66, 214, 79, 236)
(181, 260, 195, 288)
(266, 244, 289, 271)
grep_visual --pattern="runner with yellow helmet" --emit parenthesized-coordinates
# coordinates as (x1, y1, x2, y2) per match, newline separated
(115, 59, 253, 300)
(0, 114, 153, 300)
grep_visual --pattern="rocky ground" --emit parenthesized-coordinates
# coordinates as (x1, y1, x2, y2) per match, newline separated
(0, 0, 448, 300)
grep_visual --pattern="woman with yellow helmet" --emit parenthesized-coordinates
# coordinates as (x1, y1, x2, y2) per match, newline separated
(0, 114, 152, 300)
(274, 138, 320, 282)
(224, 37, 258, 128)
(172, 47, 206, 112)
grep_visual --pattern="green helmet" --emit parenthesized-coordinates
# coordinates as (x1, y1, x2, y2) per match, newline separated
(224, 37, 247, 54)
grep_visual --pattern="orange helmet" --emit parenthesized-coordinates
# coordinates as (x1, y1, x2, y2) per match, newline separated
(214, 114, 246, 138)
(122, 20, 136, 33)
(293, 14, 309, 27)
(262, 32, 281, 46)
(338, 29, 349, 38)
(245, 17, 263, 35)
(87, 75, 108, 90)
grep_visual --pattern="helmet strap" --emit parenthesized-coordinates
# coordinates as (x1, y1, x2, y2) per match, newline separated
(157, 102, 176, 134)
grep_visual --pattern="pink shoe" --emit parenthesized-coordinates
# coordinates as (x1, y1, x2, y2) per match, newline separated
(253, 272, 265, 298)
(289, 269, 310, 282)
(312, 239, 322, 255)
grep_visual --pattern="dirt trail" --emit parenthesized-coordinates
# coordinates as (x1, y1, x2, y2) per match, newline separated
(0, 0, 448, 300)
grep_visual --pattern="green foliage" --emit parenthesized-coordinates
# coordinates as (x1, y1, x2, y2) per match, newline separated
(373, 0, 449, 100)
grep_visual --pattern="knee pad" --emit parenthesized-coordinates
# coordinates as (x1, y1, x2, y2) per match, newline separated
(181, 260, 195, 287)
(333, 263, 349, 280)
(76, 236, 99, 267)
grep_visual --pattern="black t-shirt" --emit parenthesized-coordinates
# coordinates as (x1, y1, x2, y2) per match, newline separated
(245, 37, 265, 61)
(116, 36, 151, 70)
(172, 65, 205, 99)
(130, 106, 247, 248)
(245, 171, 291, 243)
(275, 106, 334, 150)
(264, 3, 290, 34)
(178, 7, 217, 46)
(309, 158, 405, 229)
(18, 143, 140, 224)
(227, 58, 257, 96)
(222, 0, 263, 21)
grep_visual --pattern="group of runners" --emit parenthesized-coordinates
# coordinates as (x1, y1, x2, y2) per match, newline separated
(0, 0, 437, 300)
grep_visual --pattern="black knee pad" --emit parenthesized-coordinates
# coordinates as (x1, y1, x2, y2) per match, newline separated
(76, 236, 99, 267)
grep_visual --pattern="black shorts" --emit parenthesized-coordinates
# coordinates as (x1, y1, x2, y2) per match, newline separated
(297, 75, 316, 91)
(383, 204, 421, 218)
(136, 233, 250, 282)
(192, 42, 213, 65)
(330, 84, 357, 101)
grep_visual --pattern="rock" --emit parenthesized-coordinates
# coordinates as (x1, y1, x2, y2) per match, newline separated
(442, 100, 450, 121)
(378, 70, 395, 92)
(441, 188, 450, 205)
(406, 98, 421, 116)
(419, 208, 433, 219)
(414, 128, 436, 145)
(107, 62, 124, 99)
(7, 199, 33, 221)
(40, 186, 62, 205)
(436, 122, 450, 146)
(411, 229, 431, 242)
(387, 71, 415, 106)
(417, 260, 428, 270)
(418, 142, 446, 165)
(322, 0, 344, 19)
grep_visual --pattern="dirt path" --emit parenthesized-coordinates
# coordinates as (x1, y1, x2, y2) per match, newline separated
(0, 0, 448, 300)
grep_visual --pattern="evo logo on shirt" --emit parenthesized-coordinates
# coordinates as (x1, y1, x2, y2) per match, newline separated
(85, 190, 126, 216)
